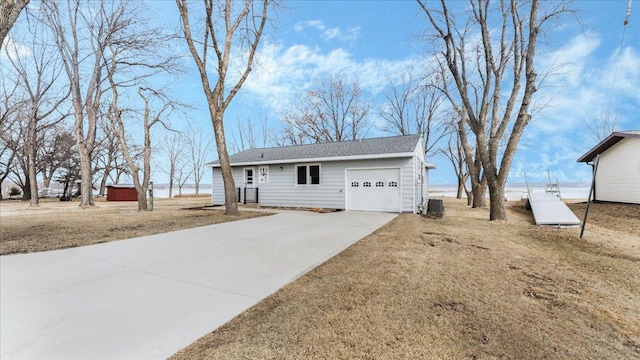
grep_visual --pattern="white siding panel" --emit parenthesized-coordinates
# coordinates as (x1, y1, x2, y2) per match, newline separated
(595, 138, 640, 204)
(211, 167, 243, 205)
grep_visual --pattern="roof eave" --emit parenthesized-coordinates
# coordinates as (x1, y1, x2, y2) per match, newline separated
(207, 152, 416, 168)
(577, 131, 640, 162)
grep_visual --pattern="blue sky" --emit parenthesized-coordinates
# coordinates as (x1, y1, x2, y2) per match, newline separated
(151, 0, 639, 185)
(6, 1, 639, 186)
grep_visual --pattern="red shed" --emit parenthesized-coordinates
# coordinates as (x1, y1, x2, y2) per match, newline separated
(106, 185, 138, 201)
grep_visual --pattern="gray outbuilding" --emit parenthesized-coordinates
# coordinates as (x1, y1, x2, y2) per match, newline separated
(206, 135, 436, 213)
(577, 130, 640, 204)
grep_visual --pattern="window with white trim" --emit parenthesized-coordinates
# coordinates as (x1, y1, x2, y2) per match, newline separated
(363, 181, 371, 187)
(296, 164, 320, 185)
(376, 181, 384, 187)
(389, 181, 398, 187)
(351, 181, 359, 187)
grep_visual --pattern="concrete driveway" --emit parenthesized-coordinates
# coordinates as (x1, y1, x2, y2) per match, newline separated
(0, 210, 396, 360)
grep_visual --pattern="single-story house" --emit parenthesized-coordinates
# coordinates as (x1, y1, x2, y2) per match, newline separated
(106, 184, 138, 201)
(577, 130, 640, 204)
(206, 134, 436, 213)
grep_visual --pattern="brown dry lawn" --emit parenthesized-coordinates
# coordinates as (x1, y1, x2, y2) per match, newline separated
(0, 197, 268, 255)
(172, 199, 640, 359)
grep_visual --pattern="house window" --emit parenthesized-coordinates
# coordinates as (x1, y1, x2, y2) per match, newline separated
(297, 166, 307, 184)
(296, 164, 321, 185)
(351, 181, 359, 187)
(363, 181, 371, 187)
(309, 165, 320, 184)
(389, 181, 398, 187)
(376, 181, 384, 187)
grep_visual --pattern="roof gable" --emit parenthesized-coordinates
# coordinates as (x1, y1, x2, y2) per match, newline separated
(207, 135, 421, 167)
(577, 131, 640, 163)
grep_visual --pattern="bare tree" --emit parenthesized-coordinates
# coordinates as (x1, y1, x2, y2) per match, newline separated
(230, 116, 269, 153)
(176, 0, 275, 215)
(100, 1, 180, 211)
(160, 131, 188, 199)
(0, 0, 30, 50)
(5, 19, 68, 206)
(433, 59, 487, 208)
(39, 126, 75, 188)
(585, 111, 617, 143)
(108, 85, 176, 211)
(94, 120, 124, 195)
(380, 71, 451, 156)
(42, 0, 131, 207)
(440, 123, 472, 204)
(0, 58, 22, 199)
(281, 75, 372, 144)
(418, 0, 575, 220)
(174, 160, 193, 198)
(184, 122, 212, 197)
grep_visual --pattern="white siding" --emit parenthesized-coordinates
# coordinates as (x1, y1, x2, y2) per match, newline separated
(595, 138, 640, 204)
(412, 140, 429, 213)
(211, 157, 415, 212)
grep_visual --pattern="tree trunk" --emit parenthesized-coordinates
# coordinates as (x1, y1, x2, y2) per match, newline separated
(0, 0, 30, 50)
(137, 193, 148, 211)
(77, 146, 94, 206)
(488, 180, 506, 221)
(27, 116, 39, 207)
(472, 177, 487, 208)
(212, 111, 238, 215)
(135, 182, 148, 211)
(21, 174, 31, 201)
(99, 170, 109, 196)
(456, 177, 464, 199)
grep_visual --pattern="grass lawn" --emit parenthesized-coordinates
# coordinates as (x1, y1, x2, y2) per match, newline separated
(171, 199, 640, 359)
(0, 197, 269, 255)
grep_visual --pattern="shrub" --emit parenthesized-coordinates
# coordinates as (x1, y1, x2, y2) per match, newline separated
(9, 187, 21, 196)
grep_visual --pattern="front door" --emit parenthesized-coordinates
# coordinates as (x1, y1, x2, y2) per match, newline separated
(244, 168, 254, 187)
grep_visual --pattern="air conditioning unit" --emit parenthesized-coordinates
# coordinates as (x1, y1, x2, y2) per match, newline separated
(428, 199, 444, 213)
(425, 199, 444, 219)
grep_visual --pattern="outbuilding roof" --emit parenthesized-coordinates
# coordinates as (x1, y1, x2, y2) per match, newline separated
(207, 134, 435, 168)
(577, 130, 640, 163)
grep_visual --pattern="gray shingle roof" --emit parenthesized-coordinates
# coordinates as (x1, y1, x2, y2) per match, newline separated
(207, 134, 421, 166)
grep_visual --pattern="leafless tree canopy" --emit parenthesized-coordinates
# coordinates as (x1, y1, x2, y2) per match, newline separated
(379, 71, 451, 156)
(280, 75, 372, 145)
(42, 0, 135, 206)
(418, 0, 575, 221)
(585, 111, 617, 143)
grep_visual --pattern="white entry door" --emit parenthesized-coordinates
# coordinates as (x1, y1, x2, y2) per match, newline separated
(346, 168, 401, 212)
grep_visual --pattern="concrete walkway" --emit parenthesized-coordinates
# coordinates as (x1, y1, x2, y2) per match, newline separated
(1, 210, 396, 360)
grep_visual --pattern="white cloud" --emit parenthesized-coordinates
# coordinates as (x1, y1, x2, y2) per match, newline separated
(294, 20, 361, 43)
(244, 41, 428, 111)
(508, 33, 640, 183)
(0, 36, 31, 62)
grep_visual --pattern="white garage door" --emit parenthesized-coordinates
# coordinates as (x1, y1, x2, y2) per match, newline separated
(346, 168, 401, 212)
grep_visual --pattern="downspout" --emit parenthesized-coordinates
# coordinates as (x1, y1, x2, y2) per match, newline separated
(588, 161, 596, 201)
